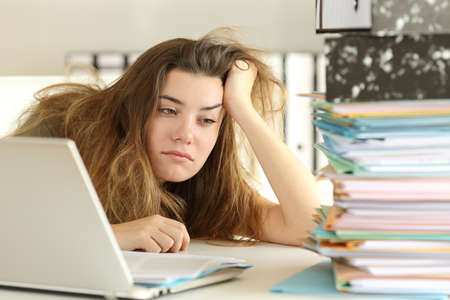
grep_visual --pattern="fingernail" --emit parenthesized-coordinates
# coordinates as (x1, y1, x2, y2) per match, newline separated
(235, 60, 249, 70)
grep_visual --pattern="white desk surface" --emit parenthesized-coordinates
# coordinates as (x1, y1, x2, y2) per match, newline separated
(0, 240, 410, 300)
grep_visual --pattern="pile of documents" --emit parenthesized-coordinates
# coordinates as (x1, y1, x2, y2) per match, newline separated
(304, 96, 450, 295)
(123, 251, 250, 288)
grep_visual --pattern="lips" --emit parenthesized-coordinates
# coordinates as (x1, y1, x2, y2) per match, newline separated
(162, 151, 194, 161)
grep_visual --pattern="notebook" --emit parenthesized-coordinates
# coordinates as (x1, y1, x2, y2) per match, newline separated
(0, 137, 248, 299)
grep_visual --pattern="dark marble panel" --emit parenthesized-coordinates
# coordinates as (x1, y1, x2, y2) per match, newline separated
(372, 0, 450, 35)
(317, 0, 450, 35)
(326, 34, 450, 103)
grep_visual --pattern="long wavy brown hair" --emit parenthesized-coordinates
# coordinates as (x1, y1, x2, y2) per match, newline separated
(12, 29, 286, 241)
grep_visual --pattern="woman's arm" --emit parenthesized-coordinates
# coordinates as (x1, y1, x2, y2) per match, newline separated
(223, 61, 321, 246)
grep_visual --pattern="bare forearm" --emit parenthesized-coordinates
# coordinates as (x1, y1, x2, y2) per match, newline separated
(235, 108, 321, 234)
(222, 60, 320, 244)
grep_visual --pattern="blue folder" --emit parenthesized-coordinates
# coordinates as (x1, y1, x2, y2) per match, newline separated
(270, 260, 448, 299)
(314, 112, 450, 129)
(313, 119, 450, 139)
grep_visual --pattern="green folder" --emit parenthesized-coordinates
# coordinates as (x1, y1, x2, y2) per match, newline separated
(314, 143, 364, 174)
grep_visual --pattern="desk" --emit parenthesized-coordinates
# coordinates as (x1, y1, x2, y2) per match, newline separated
(0, 240, 408, 300)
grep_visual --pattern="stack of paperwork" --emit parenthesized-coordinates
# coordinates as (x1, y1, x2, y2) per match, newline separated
(304, 95, 450, 296)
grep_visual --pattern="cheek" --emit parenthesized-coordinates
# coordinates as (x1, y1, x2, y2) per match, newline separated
(198, 130, 220, 160)
(145, 123, 162, 158)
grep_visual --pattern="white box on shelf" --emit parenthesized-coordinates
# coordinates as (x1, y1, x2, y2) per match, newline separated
(97, 53, 125, 68)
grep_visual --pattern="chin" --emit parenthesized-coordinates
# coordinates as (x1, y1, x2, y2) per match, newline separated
(165, 176, 191, 183)
(158, 171, 196, 183)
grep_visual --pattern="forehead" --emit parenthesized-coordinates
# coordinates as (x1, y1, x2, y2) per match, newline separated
(160, 68, 223, 105)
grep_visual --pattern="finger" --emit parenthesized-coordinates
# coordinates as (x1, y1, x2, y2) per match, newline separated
(161, 219, 190, 252)
(151, 230, 175, 253)
(175, 223, 190, 252)
(142, 237, 162, 253)
(160, 226, 184, 253)
(180, 230, 190, 252)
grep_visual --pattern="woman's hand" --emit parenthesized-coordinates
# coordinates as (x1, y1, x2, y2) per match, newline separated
(223, 60, 258, 123)
(111, 215, 190, 253)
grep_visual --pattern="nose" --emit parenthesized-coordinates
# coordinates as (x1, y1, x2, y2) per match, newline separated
(172, 116, 194, 144)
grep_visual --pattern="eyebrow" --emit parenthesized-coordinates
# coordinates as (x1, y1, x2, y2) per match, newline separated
(159, 95, 222, 111)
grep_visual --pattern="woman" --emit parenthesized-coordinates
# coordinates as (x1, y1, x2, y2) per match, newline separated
(13, 30, 321, 253)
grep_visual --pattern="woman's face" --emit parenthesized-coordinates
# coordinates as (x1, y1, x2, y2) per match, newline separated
(146, 68, 224, 183)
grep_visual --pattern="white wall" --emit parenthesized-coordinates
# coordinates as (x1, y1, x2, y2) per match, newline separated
(0, 0, 324, 75)
(0, 75, 118, 137)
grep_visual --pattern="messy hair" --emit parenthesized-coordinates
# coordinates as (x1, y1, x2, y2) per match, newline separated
(13, 29, 286, 241)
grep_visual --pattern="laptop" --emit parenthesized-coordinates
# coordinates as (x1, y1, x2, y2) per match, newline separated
(0, 137, 245, 299)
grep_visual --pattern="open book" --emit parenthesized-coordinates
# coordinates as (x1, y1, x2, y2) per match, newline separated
(122, 251, 251, 288)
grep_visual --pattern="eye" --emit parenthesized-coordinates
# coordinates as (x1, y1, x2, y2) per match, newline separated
(201, 118, 217, 125)
(158, 108, 177, 115)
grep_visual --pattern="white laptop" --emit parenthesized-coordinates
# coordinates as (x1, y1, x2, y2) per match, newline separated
(0, 137, 246, 299)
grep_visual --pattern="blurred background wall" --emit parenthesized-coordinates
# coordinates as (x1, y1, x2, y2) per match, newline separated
(0, 0, 323, 75)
